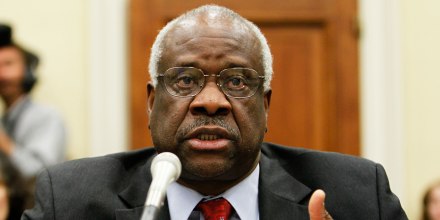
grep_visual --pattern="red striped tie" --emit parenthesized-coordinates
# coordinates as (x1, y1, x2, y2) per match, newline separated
(196, 198, 232, 220)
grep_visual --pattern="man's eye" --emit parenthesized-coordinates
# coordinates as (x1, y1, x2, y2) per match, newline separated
(225, 77, 247, 89)
(231, 78, 242, 86)
(176, 76, 195, 87)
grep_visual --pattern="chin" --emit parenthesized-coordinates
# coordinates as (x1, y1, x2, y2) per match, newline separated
(182, 160, 234, 180)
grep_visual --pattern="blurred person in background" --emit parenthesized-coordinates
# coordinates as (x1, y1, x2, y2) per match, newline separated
(422, 181, 440, 220)
(0, 151, 31, 220)
(0, 24, 66, 178)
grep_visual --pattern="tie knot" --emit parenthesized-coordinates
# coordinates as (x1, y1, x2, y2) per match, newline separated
(196, 197, 232, 220)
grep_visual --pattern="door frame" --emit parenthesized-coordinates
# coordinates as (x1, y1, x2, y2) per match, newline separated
(359, 0, 405, 204)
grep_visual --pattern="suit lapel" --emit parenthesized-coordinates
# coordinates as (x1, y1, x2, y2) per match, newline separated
(259, 153, 312, 219)
(116, 154, 171, 220)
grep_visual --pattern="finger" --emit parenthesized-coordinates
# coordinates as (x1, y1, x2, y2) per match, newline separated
(308, 189, 333, 220)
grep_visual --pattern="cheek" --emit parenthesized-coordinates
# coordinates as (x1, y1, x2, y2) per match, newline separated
(232, 97, 267, 143)
(150, 94, 190, 149)
(6, 64, 25, 82)
(428, 199, 440, 217)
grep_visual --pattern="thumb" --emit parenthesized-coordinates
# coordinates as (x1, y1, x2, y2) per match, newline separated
(309, 189, 333, 220)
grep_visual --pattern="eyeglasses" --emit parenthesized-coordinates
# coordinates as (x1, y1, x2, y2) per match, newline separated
(158, 67, 265, 98)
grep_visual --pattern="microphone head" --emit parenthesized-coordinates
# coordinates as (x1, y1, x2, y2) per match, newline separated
(151, 152, 181, 182)
(143, 152, 182, 211)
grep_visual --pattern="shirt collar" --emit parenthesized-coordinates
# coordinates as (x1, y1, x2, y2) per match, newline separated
(222, 164, 259, 220)
(3, 95, 28, 121)
(167, 164, 260, 220)
(2, 96, 29, 132)
(167, 179, 202, 220)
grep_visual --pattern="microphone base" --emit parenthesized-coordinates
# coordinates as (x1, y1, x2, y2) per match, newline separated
(140, 205, 159, 220)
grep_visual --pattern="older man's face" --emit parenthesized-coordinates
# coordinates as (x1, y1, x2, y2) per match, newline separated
(148, 17, 270, 184)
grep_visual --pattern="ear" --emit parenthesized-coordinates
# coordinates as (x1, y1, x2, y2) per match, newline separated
(263, 89, 272, 116)
(147, 82, 156, 117)
(263, 89, 272, 131)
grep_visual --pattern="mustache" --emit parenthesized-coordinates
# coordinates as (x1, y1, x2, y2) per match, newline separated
(177, 117, 239, 140)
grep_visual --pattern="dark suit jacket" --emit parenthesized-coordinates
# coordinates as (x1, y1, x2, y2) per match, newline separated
(22, 143, 407, 219)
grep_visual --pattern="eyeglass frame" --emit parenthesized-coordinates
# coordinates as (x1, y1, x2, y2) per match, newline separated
(157, 66, 266, 99)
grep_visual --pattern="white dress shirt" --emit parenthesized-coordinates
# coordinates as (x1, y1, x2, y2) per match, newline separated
(167, 164, 260, 220)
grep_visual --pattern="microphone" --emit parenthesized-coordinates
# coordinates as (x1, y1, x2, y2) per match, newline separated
(141, 152, 182, 220)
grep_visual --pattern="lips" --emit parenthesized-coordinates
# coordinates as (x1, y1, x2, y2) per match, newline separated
(184, 126, 234, 150)
(185, 126, 233, 140)
(198, 134, 220, 141)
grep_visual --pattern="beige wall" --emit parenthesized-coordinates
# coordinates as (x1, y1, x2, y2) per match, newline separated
(402, 0, 440, 218)
(0, 0, 128, 159)
(0, 0, 90, 158)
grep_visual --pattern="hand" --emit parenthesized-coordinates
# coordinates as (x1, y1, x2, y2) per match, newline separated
(309, 189, 333, 220)
(0, 129, 13, 155)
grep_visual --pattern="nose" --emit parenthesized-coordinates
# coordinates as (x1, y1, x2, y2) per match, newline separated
(189, 81, 232, 116)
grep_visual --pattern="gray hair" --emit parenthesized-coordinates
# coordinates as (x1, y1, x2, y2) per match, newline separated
(148, 5, 273, 91)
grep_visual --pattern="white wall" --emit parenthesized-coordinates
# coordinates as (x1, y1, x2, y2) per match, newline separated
(0, 0, 90, 158)
(360, 0, 405, 205)
(0, 0, 128, 159)
(361, 0, 440, 219)
(88, 0, 128, 156)
(401, 0, 440, 218)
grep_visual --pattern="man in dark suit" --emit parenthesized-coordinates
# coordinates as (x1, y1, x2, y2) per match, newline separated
(23, 5, 407, 220)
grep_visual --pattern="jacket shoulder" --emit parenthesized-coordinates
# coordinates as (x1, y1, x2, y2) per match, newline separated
(261, 142, 376, 169)
(261, 142, 379, 196)
(260, 143, 409, 219)
(46, 147, 156, 177)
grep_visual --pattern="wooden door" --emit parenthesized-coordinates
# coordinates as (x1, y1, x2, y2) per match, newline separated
(130, 0, 359, 155)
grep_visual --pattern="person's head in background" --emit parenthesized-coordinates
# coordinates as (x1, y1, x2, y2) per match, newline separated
(0, 151, 30, 219)
(0, 24, 38, 109)
(422, 181, 440, 220)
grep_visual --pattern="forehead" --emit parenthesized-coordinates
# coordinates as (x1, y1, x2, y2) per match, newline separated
(160, 16, 261, 71)
(431, 186, 440, 197)
(0, 46, 22, 60)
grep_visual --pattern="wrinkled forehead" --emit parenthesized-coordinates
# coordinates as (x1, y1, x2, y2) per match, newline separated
(170, 14, 256, 44)
(159, 18, 262, 73)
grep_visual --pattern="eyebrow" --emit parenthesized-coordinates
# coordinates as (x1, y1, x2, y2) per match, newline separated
(175, 61, 251, 69)
(178, 62, 198, 68)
